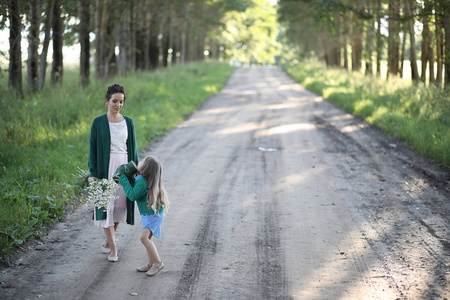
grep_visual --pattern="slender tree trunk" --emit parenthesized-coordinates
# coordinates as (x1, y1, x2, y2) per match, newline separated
(400, 29, 406, 78)
(78, 0, 90, 87)
(376, 0, 382, 76)
(435, 0, 443, 86)
(8, 0, 23, 96)
(421, 0, 433, 83)
(352, 11, 362, 71)
(128, 3, 136, 73)
(149, 0, 160, 69)
(405, 0, 419, 81)
(387, 0, 400, 78)
(51, 0, 63, 86)
(365, 0, 375, 75)
(180, 1, 189, 65)
(38, 0, 55, 90)
(443, 0, 450, 88)
(27, 0, 41, 93)
(95, 0, 104, 78)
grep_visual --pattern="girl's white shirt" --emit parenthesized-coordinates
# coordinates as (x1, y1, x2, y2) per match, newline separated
(109, 120, 128, 154)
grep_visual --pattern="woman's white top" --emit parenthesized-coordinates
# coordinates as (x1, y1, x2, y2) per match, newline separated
(109, 120, 128, 154)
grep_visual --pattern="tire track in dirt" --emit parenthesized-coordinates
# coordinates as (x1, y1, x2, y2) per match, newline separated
(311, 109, 450, 299)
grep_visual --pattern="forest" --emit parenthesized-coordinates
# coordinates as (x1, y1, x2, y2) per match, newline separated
(2, 0, 450, 94)
(2, 0, 280, 96)
(278, 0, 450, 87)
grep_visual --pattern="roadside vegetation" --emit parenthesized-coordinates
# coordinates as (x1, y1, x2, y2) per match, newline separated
(284, 60, 450, 168)
(0, 61, 235, 264)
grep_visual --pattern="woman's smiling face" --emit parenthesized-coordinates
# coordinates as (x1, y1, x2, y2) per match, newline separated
(105, 93, 125, 113)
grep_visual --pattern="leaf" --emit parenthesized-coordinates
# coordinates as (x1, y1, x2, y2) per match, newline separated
(130, 292, 138, 296)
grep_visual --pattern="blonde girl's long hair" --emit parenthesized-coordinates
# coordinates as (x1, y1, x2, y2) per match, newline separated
(137, 156, 169, 213)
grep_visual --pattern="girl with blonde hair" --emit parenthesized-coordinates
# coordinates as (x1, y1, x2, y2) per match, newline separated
(119, 155, 169, 276)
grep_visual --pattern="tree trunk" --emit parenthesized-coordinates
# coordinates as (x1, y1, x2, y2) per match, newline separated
(51, 0, 63, 86)
(95, 0, 105, 78)
(442, 0, 450, 88)
(365, 0, 375, 75)
(405, 0, 419, 81)
(376, 0, 382, 76)
(38, 0, 55, 90)
(148, 0, 160, 69)
(420, 0, 433, 83)
(8, 0, 23, 96)
(351, 14, 362, 71)
(180, 1, 190, 65)
(435, 0, 443, 86)
(387, 0, 400, 78)
(27, 0, 41, 93)
(400, 29, 406, 78)
(78, 0, 90, 87)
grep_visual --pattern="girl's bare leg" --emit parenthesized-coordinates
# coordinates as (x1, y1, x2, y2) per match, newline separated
(139, 228, 161, 265)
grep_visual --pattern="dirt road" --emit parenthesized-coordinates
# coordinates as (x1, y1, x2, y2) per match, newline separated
(1, 67, 449, 300)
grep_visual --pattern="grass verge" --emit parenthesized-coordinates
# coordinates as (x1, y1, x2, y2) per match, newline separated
(0, 61, 235, 264)
(284, 60, 450, 168)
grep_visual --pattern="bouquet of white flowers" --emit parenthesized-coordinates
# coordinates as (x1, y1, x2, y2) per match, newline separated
(84, 179, 119, 211)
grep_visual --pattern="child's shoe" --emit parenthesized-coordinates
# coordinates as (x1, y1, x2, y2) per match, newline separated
(136, 264, 151, 272)
(146, 261, 164, 276)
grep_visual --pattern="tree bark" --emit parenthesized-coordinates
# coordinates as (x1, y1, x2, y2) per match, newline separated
(442, 0, 450, 88)
(78, 0, 90, 87)
(8, 0, 22, 96)
(405, 0, 419, 81)
(351, 9, 362, 72)
(27, 0, 41, 93)
(376, 0, 382, 76)
(421, 0, 433, 83)
(365, 0, 375, 75)
(38, 0, 55, 90)
(435, 0, 443, 86)
(148, 0, 160, 69)
(51, 0, 63, 86)
(180, 1, 190, 65)
(95, 0, 104, 78)
(387, 0, 400, 78)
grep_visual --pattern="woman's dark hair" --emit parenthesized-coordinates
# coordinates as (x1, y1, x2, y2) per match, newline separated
(105, 84, 126, 101)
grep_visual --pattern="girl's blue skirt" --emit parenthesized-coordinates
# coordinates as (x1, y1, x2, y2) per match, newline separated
(141, 212, 164, 238)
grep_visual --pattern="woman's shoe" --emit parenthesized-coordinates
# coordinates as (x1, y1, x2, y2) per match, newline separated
(146, 261, 164, 276)
(136, 264, 151, 272)
(101, 245, 111, 254)
(108, 254, 118, 262)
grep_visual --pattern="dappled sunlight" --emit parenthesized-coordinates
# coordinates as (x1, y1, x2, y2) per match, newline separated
(200, 107, 240, 115)
(212, 121, 260, 136)
(262, 100, 305, 110)
(255, 123, 315, 137)
(341, 123, 369, 133)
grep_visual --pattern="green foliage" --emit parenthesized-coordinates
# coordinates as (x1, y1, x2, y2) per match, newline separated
(0, 61, 235, 264)
(217, 0, 281, 65)
(284, 60, 450, 167)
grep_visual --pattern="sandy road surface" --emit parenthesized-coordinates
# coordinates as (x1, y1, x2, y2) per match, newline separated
(1, 67, 449, 300)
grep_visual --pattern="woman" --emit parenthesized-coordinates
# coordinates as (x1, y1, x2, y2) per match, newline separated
(88, 83, 139, 262)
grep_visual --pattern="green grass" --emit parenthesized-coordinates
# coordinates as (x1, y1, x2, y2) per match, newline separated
(284, 59, 450, 168)
(0, 61, 235, 264)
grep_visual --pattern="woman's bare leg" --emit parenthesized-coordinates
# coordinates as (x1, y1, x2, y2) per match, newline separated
(104, 222, 119, 248)
(103, 226, 117, 257)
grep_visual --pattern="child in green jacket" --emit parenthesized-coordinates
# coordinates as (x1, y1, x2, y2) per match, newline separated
(119, 156, 170, 276)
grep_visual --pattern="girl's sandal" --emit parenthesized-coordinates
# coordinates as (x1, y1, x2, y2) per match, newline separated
(146, 261, 164, 276)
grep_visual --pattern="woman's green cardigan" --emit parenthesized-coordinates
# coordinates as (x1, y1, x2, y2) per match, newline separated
(88, 113, 139, 224)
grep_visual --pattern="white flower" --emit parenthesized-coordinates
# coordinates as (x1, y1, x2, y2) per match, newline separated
(84, 179, 119, 211)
